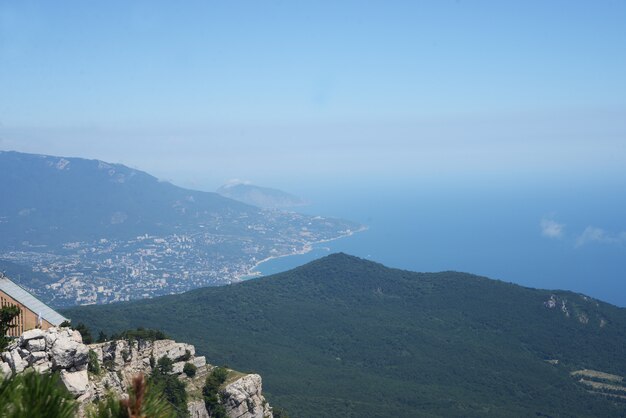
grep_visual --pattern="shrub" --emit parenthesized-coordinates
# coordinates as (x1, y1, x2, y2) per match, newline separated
(0, 305, 20, 352)
(88, 349, 101, 375)
(183, 362, 197, 377)
(203, 367, 229, 418)
(0, 372, 76, 417)
(156, 356, 173, 375)
(119, 328, 169, 342)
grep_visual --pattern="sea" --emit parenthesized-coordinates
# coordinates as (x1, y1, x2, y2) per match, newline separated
(249, 178, 626, 307)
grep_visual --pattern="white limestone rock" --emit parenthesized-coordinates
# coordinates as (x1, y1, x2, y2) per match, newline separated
(151, 340, 195, 362)
(9, 350, 28, 373)
(27, 338, 46, 352)
(20, 328, 45, 343)
(4, 328, 274, 418)
(45, 328, 59, 347)
(50, 336, 88, 370)
(172, 361, 187, 375)
(71, 329, 83, 343)
(221, 374, 273, 418)
(27, 350, 48, 365)
(0, 361, 12, 378)
(61, 369, 89, 397)
(188, 400, 210, 418)
(192, 356, 207, 368)
(33, 361, 52, 373)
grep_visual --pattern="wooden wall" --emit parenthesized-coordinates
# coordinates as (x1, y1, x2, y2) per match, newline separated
(0, 290, 54, 337)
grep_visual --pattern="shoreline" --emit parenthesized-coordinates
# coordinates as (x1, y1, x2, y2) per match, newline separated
(237, 225, 368, 280)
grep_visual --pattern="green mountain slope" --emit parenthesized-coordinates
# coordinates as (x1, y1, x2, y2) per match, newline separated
(64, 254, 626, 417)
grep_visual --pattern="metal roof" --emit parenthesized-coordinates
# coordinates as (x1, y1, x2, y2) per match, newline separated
(0, 274, 68, 326)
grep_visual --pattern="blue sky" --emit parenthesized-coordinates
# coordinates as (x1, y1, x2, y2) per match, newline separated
(1, 1, 625, 190)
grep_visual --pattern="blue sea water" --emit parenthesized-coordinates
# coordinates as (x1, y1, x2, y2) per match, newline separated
(252, 180, 626, 307)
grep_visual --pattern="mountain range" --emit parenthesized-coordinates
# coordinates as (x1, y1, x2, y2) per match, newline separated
(64, 253, 626, 417)
(0, 151, 360, 306)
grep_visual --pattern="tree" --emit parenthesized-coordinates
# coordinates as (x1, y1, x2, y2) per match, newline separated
(87, 349, 101, 375)
(149, 356, 187, 418)
(0, 305, 20, 352)
(0, 372, 76, 417)
(155, 356, 173, 375)
(97, 330, 107, 343)
(183, 362, 197, 377)
(203, 367, 229, 418)
(72, 323, 93, 344)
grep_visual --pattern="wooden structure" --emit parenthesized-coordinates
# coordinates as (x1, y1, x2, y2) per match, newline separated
(0, 273, 67, 337)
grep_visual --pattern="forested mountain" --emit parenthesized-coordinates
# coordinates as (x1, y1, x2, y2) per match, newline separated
(65, 253, 626, 417)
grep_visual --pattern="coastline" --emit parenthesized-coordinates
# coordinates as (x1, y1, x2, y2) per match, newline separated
(237, 225, 368, 280)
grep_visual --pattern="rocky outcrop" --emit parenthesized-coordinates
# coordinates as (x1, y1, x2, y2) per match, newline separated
(61, 369, 90, 396)
(222, 374, 273, 418)
(0, 327, 273, 418)
(1, 327, 88, 378)
(188, 400, 211, 418)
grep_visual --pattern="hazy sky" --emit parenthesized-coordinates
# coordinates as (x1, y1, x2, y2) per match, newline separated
(1, 1, 625, 190)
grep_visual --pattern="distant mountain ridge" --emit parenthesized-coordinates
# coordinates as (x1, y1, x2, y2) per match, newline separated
(217, 182, 308, 209)
(0, 151, 361, 306)
(65, 253, 626, 417)
(0, 150, 251, 246)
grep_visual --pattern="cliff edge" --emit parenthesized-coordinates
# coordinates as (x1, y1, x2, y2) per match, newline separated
(0, 327, 272, 418)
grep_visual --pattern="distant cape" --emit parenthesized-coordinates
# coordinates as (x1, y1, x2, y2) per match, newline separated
(217, 181, 308, 209)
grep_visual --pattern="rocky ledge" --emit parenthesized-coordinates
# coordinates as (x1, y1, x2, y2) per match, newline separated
(0, 327, 272, 418)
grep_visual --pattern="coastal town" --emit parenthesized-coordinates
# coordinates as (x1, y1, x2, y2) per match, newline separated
(0, 213, 361, 307)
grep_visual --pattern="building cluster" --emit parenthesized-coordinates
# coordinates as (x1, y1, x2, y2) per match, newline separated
(0, 214, 355, 307)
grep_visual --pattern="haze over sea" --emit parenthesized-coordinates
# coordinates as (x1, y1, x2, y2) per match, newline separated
(2, 2, 624, 306)
(249, 177, 626, 308)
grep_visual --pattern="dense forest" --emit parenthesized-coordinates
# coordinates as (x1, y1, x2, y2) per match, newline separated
(66, 254, 626, 417)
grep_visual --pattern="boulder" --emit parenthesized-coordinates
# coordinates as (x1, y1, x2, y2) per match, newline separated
(9, 350, 28, 373)
(45, 328, 59, 347)
(33, 361, 52, 373)
(50, 338, 88, 370)
(27, 350, 48, 365)
(71, 330, 83, 343)
(20, 328, 45, 343)
(61, 370, 89, 397)
(0, 361, 12, 378)
(27, 338, 46, 352)
(192, 356, 207, 368)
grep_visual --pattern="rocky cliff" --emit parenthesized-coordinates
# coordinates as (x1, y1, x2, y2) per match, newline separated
(0, 327, 273, 418)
